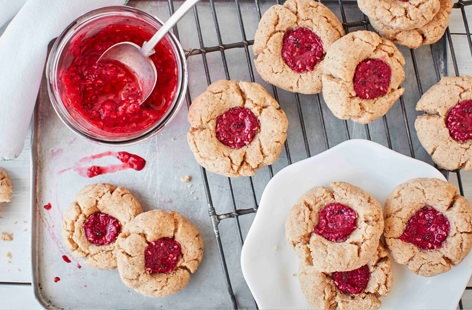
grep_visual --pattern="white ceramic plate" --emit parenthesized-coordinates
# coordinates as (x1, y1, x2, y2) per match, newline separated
(241, 139, 472, 310)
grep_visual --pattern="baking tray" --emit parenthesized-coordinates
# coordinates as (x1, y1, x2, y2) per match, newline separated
(31, 0, 470, 309)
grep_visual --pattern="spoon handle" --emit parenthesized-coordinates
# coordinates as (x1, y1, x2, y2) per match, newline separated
(141, 0, 200, 56)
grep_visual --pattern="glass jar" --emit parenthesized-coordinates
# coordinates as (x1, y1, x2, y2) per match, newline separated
(46, 6, 187, 144)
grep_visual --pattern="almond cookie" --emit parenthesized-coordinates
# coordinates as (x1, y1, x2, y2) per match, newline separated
(369, 0, 453, 49)
(285, 182, 384, 272)
(253, 0, 344, 94)
(115, 210, 204, 297)
(358, 0, 441, 31)
(187, 80, 288, 177)
(415, 76, 472, 170)
(0, 169, 12, 204)
(62, 183, 143, 269)
(384, 178, 472, 277)
(321, 31, 405, 124)
(299, 245, 392, 310)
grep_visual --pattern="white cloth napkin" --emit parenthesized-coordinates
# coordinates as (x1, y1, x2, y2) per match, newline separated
(0, 0, 126, 160)
(0, 0, 27, 29)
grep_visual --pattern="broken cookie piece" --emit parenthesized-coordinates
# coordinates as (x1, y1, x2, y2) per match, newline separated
(0, 169, 12, 204)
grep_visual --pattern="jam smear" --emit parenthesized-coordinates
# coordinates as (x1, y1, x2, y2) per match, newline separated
(216, 107, 260, 149)
(61, 24, 178, 134)
(353, 59, 391, 99)
(116, 151, 146, 170)
(54, 276, 61, 283)
(282, 27, 324, 73)
(145, 237, 182, 274)
(332, 265, 370, 295)
(399, 206, 450, 250)
(43, 203, 52, 210)
(62, 255, 71, 263)
(446, 100, 472, 142)
(314, 203, 358, 242)
(83, 212, 121, 246)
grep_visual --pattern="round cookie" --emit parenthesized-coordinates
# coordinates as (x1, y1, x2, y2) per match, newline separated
(358, 0, 441, 31)
(285, 181, 384, 272)
(0, 169, 12, 204)
(62, 183, 143, 269)
(115, 210, 204, 297)
(299, 245, 392, 310)
(253, 0, 344, 94)
(187, 80, 288, 177)
(321, 31, 405, 124)
(384, 178, 472, 277)
(415, 76, 472, 170)
(369, 0, 453, 49)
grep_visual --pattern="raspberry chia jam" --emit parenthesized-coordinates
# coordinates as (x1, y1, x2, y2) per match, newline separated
(47, 7, 187, 143)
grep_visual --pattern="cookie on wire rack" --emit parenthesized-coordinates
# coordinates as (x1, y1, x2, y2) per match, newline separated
(253, 0, 344, 94)
(415, 76, 472, 170)
(321, 31, 405, 124)
(187, 80, 288, 177)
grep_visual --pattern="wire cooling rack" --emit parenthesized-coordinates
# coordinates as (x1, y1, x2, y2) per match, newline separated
(161, 0, 471, 308)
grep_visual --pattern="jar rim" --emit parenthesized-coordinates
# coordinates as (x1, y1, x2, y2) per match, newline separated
(46, 6, 188, 145)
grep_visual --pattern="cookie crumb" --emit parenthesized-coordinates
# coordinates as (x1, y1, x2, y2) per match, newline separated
(180, 175, 192, 183)
(5, 251, 12, 259)
(1, 232, 13, 241)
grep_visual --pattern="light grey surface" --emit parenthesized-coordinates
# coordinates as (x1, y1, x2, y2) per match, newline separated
(29, 1, 470, 309)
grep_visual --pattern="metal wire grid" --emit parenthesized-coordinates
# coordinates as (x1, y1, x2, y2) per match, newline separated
(162, 0, 472, 308)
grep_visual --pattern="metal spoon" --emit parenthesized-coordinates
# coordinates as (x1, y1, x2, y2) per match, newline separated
(98, 0, 200, 104)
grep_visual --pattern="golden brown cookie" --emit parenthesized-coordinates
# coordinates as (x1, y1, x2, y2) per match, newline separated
(384, 178, 472, 277)
(285, 182, 384, 272)
(299, 245, 392, 310)
(321, 31, 405, 124)
(115, 210, 204, 297)
(369, 0, 453, 49)
(0, 169, 12, 204)
(253, 0, 344, 94)
(62, 183, 143, 269)
(187, 80, 288, 177)
(358, 0, 441, 31)
(415, 76, 472, 170)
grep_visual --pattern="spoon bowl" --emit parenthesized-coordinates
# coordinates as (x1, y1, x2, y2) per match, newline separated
(97, 0, 200, 105)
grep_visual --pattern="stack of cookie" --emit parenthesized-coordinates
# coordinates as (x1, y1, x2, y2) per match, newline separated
(285, 178, 472, 309)
(63, 183, 204, 297)
(285, 182, 391, 309)
(358, 0, 453, 49)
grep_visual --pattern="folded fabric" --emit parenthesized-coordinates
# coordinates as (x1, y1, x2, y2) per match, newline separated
(0, 0, 125, 160)
(0, 0, 27, 29)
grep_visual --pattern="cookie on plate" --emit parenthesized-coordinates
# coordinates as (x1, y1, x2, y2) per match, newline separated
(253, 0, 344, 94)
(384, 178, 472, 277)
(285, 182, 384, 272)
(115, 210, 204, 297)
(415, 76, 472, 170)
(369, 0, 453, 49)
(0, 169, 12, 204)
(321, 31, 405, 124)
(62, 183, 143, 269)
(187, 80, 288, 177)
(299, 245, 392, 310)
(358, 0, 441, 31)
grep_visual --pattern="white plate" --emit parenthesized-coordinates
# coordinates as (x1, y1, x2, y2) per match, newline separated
(241, 139, 472, 310)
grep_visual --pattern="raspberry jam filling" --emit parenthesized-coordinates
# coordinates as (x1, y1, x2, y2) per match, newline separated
(145, 237, 182, 274)
(332, 265, 370, 295)
(353, 59, 392, 99)
(446, 100, 472, 142)
(60, 23, 178, 134)
(314, 203, 358, 242)
(281, 27, 324, 73)
(83, 212, 121, 246)
(216, 107, 260, 149)
(399, 206, 450, 250)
